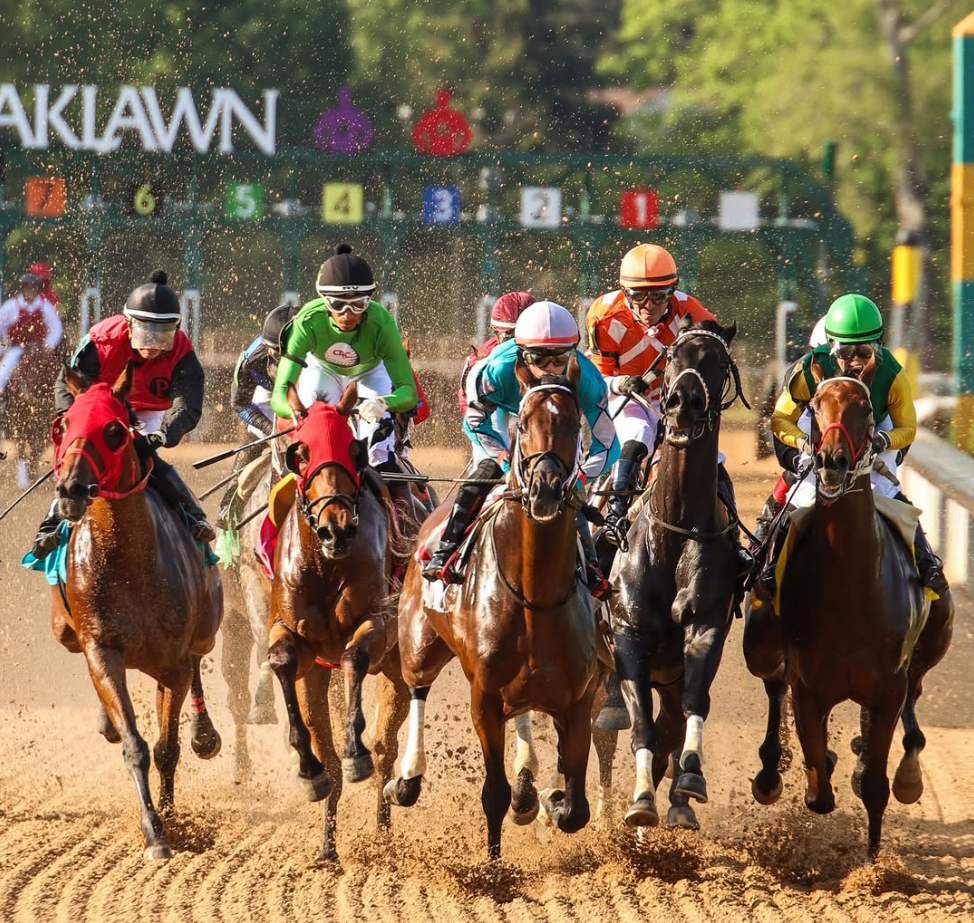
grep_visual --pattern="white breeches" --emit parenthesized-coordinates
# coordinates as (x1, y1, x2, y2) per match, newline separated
(470, 409, 513, 464)
(297, 357, 395, 466)
(787, 412, 898, 508)
(608, 393, 660, 450)
(0, 345, 23, 391)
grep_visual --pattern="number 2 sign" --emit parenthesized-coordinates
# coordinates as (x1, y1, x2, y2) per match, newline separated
(520, 187, 562, 228)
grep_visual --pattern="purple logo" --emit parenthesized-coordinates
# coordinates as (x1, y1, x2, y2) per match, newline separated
(312, 87, 374, 154)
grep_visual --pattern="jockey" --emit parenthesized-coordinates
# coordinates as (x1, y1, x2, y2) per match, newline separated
(270, 244, 418, 503)
(0, 272, 63, 392)
(756, 293, 947, 597)
(32, 270, 214, 558)
(422, 300, 620, 586)
(586, 244, 745, 556)
(27, 261, 59, 308)
(215, 302, 298, 530)
(457, 291, 536, 414)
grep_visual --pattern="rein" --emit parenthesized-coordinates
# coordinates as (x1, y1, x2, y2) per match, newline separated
(57, 442, 153, 501)
(646, 477, 740, 542)
(298, 462, 361, 535)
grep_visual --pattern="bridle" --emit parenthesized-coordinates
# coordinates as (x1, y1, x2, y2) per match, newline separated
(659, 328, 749, 441)
(298, 462, 361, 539)
(810, 377, 876, 498)
(509, 382, 582, 515)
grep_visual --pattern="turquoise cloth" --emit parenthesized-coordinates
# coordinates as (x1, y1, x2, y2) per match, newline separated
(21, 520, 70, 586)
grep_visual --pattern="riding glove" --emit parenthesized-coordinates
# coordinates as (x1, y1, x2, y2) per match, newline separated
(615, 375, 650, 397)
(357, 396, 389, 424)
(871, 431, 891, 454)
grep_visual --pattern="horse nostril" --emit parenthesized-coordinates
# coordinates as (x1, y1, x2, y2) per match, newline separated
(835, 453, 849, 471)
(816, 452, 828, 469)
(317, 525, 333, 544)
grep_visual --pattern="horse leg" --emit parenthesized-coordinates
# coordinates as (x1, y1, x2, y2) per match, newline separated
(267, 622, 331, 802)
(470, 687, 511, 860)
(752, 678, 787, 805)
(85, 647, 171, 860)
(859, 679, 907, 858)
(675, 619, 732, 805)
(591, 699, 619, 826)
(791, 685, 835, 815)
(655, 682, 698, 829)
(295, 664, 343, 863)
(189, 655, 222, 760)
(510, 712, 541, 825)
(96, 703, 121, 743)
(372, 652, 410, 830)
(383, 684, 431, 808)
(614, 626, 659, 828)
(220, 607, 253, 779)
(154, 663, 191, 815)
(340, 618, 389, 783)
(548, 698, 595, 836)
(242, 566, 276, 725)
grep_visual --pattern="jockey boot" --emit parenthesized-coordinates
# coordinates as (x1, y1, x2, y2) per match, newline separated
(604, 441, 649, 550)
(31, 498, 62, 560)
(422, 459, 501, 584)
(216, 442, 266, 530)
(754, 504, 796, 604)
(895, 491, 949, 595)
(717, 463, 755, 578)
(150, 456, 217, 544)
(752, 492, 784, 548)
(576, 507, 609, 600)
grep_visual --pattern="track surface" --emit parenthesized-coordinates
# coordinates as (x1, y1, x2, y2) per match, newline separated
(0, 428, 972, 921)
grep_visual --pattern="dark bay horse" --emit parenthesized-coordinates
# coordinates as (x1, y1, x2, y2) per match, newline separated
(50, 364, 223, 860)
(386, 355, 607, 860)
(607, 319, 745, 830)
(743, 366, 953, 856)
(266, 385, 412, 862)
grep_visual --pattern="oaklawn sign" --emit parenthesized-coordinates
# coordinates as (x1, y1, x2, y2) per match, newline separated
(0, 85, 278, 155)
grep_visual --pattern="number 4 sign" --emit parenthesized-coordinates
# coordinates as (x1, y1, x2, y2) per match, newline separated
(225, 183, 263, 220)
(322, 183, 363, 224)
(520, 187, 562, 228)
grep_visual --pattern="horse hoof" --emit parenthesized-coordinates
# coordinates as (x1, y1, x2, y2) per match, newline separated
(342, 753, 374, 784)
(192, 729, 222, 761)
(851, 767, 864, 800)
(246, 703, 278, 725)
(145, 843, 173, 861)
(97, 711, 121, 744)
(299, 770, 333, 803)
(537, 788, 566, 828)
(624, 796, 660, 829)
(316, 845, 340, 864)
(805, 793, 835, 815)
(383, 775, 422, 807)
(850, 735, 863, 756)
(751, 771, 783, 805)
(510, 802, 540, 825)
(666, 803, 699, 830)
(594, 706, 631, 731)
(674, 772, 708, 804)
(893, 756, 923, 804)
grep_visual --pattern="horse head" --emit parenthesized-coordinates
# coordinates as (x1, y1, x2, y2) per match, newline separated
(808, 360, 876, 502)
(284, 383, 366, 560)
(512, 352, 582, 522)
(52, 362, 142, 522)
(660, 318, 743, 447)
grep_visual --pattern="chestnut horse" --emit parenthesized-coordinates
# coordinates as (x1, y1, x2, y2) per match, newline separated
(266, 385, 412, 862)
(50, 364, 223, 860)
(607, 319, 745, 830)
(743, 368, 954, 856)
(385, 356, 606, 860)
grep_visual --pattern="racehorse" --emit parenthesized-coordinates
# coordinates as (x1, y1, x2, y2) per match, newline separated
(385, 355, 608, 860)
(607, 318, 745, 830)
(743, 365, 954, 857)
(266, 385, 413, 862)
(1, 343, 60, 483)
(50, 363, 223, 860)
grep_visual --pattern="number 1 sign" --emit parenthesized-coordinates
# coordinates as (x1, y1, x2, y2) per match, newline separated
(520, 187, 562, 228)
(619, 190, 659, 229)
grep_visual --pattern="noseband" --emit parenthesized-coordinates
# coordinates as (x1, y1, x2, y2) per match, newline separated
(298, 463, 360, 537)
(511, 383, 581, 513)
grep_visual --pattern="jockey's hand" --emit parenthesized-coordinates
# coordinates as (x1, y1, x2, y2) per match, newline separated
(871, 431, 891, 455)
(495, 449, 511, 474)
(357, 396, 389, 424)
(796, 435, 813, 456)
(617, 375, 650, 397)
(795, 453, 814, 478)
(146, 431, 166, 449)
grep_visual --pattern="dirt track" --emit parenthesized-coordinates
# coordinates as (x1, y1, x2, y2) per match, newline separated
(0, 427, 972, 921)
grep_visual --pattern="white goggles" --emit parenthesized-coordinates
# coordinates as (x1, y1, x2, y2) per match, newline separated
(129, 318, 177, 350)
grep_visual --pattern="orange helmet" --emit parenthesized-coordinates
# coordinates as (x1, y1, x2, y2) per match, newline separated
(619, 244, 678, 289)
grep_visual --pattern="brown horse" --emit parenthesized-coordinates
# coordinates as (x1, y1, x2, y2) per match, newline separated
(2, 344, 60, 482)
(50, 363, 223, 860)
(606, 319, 745, 831)
(385, 356, 605, 860)
(743, 367, 954, 856)
(266, 385, 411, 862)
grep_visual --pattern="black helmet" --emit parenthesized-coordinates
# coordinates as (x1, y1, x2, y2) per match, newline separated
(315, 244, 376, 297)
(261, 303, 299, 352)
(123, 269, 181, 323)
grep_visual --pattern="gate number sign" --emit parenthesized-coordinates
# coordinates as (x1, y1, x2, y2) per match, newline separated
(322, 183, 363, 224)
(619, 190, 659, 229)
(25, 177, 66, 217)
(422, 185, 461, 224)
(520, 187, 562, 228)
(225, 183, 264, 220)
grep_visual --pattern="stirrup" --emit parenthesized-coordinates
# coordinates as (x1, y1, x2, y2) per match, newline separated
(190, 518, 217, 544)
(603, 512, 629, 551)
(422, 549, 462, 584)
(918, 556, 949, 595)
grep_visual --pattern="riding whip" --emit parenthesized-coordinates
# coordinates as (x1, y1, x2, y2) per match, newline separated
(0, 468, 53, 523)
(609, 350, 667, 421)
(198, 468, 244, 500)
(193, 426, 296, 470)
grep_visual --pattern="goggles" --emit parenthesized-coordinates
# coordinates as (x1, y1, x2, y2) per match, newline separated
(324, 294, 370, 314)
(129, 318, 177, 350)
(520, 348, 572, 369)
(625, 285, 675, 305)
(830, 341, 878, 361)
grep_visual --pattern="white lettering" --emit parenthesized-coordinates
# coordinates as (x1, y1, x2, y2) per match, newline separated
(81, 85, 99, 148)
(218, 89, 277, 156)
(142, 87, 220, 153)
(34, 84, 80, 149)
(98, 85, 157, 153)
(0, 84, 36, 147)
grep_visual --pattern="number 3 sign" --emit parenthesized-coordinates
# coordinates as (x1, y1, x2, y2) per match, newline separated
(422, 185, 461, 224)
(520, 187, 562, 228)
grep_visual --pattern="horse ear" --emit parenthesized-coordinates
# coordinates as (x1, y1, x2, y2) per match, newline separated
(859, 353, 878, 387)
(809, 359, 827, 385)
(721, 321, 737, 345)
(286, 383, 307, 422)
(567, 351, 581, 388)
(349, 438, 369, 473)
(514, 353, 533, 392)
(111, 359, 134, 401)
(337, 382, 358, 417)
(284, 441, 310, 476)
(63, 362, 88, 397)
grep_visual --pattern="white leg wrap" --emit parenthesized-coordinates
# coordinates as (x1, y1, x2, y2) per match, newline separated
(400, 698, 426, 779)
(680, 714, 704, 769)
(633, 747, 653, 800)
(513, 713, 540, 778)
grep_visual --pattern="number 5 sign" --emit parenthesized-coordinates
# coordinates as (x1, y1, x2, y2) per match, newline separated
(520, 187, 562, 228)
(225, 183, 263, 221)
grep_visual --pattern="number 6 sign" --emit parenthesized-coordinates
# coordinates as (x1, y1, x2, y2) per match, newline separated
(520, 187, 562, 228)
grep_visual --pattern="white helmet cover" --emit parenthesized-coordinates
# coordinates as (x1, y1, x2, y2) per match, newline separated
(513, 300, 580, 350)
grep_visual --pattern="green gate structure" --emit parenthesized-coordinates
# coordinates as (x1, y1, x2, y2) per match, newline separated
(0, 147, 862, 351)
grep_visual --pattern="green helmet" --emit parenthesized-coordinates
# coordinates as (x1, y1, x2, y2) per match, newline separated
(824, 294, 884, 344)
